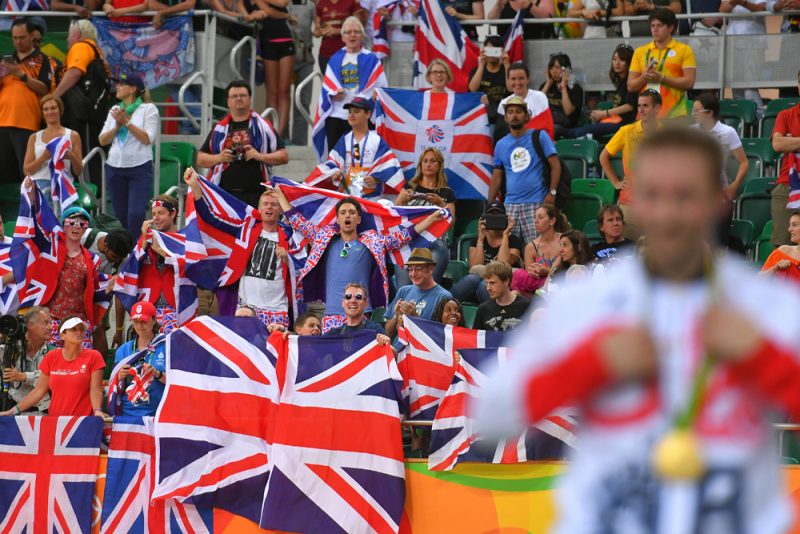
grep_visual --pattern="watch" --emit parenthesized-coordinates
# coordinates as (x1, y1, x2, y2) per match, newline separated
(19, 73, 28, 83)
(549, 189, 557, 197)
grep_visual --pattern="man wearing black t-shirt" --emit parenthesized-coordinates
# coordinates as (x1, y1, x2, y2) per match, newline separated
(591, 204, 634, 264)
(469, 36, 510, 125)
(198, 80, 289, 208)
(474, 261, 530, 332)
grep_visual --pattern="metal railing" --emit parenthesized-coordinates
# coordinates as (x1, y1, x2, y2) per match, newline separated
(81, 147, 107, 212)
(261, 106, 279, 125)
(294, 71, 322, 128)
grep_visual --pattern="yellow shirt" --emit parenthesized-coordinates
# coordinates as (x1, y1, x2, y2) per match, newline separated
(605, 120, 645, 205)
(66, 39, 98, 75)
(630, 38, 696, 119)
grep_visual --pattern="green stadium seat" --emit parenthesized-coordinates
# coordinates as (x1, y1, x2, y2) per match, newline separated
(720, 99, 757, 136)
(602, 154, 625, 180)
(453, 200, 484, 239)
(728, 218, 755, 252)
(595, 101, 614, 111)
(765, 98, 799, 117)
(457, 233, 477, 262)
(571, 178, 616, 205)
(462, 305, 478, 329)
(160, 141, 196, 172)
(76, 183, 97, 214)
(737, 192, 771, 237)
(582, 219, 603, 247)
(565, 192, 603, 232)
(755, 220, 775, 264)
(3, 220, 14, 238)
(157, 156, 182, 196)
(555, 138, 600, 177)
(370, 307, 386, 325)
(722, 116, 744, 137)
(741, 137, 778, 172)
(759, 116, 777, 139)
(742, 177, 776, 195)
(442, 260, 468, 290)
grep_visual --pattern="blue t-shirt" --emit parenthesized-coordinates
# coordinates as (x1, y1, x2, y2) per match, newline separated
(493, 130, 556, 204)
(325, 237, 373, 315)
(114, 338, 167, 417)
(385, 283, 452, 321)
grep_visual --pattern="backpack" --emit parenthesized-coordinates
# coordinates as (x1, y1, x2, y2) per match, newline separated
(62, 41, 113, 129)
(530, 129, 572, 210)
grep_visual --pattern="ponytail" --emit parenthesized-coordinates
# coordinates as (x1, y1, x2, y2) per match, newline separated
(539, 204, 569, 233)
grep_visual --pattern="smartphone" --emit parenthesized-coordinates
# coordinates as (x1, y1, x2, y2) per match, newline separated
(484, 47, 502, 58)
(412, 192, 429, 199)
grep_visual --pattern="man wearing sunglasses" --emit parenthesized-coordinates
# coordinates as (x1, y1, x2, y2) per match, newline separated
(325, 283, 387, 342)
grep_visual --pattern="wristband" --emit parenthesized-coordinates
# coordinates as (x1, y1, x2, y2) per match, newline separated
(14, 405, 21, 415)
(116, 326, 124, 332)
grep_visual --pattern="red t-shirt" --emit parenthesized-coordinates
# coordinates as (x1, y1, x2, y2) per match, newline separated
(315, 0, 362, 59)
(772, 104, 800, 186)
(111, 0, 148, 23)
(39, 348, 105, 416)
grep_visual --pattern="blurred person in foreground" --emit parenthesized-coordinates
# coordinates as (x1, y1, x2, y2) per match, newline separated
(476, 126, 800, 534)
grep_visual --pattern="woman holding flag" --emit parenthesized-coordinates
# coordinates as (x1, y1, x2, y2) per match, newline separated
(23, 95, 83, 214)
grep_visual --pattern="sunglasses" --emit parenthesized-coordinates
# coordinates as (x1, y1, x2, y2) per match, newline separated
(344, 293, 365, 301)
(340, 242, 352, 258)
(63, 218, 88, 229)
(615, 43, 634, 52)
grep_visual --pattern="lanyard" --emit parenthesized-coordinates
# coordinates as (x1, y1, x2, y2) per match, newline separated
(645, 46, 670, 74)
(350, 131, 369, 170)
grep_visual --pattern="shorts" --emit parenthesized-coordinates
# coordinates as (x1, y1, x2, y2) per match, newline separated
(155, 306, 178, 335)
(321, 314, 346, 334)
(506, 202, 542, 244)
(254, 308, 289, 330)
(49, 319, 94, 349)
(261, 39, 295, 61)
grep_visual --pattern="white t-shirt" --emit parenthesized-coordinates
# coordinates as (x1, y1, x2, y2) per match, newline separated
(237, 230, 288, 311)
(330, 52, 361, 120)
(725, 0, 767, 34)
(31, 129, 74, 184)
(695, 121, 742, 185)
(81, 229, 114, 275)
(100, 102, 160, 168)
(497, 89, 551, 117)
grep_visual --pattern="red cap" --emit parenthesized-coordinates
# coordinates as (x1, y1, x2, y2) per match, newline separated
(131, 301, 156, 321)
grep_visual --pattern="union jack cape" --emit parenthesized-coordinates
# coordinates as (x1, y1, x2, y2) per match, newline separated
(184, 173, 301, 317)
(311, 48, 387, 162)
(46, 135, 79, 216)
(305, 130, 406, 197)
(273, 175, 451, 268)
(101, 416, 212, 534)
(428, 347, 577, 471)
(115, 229, 202, 328)
(375, 87, 494, 199)
(0, 416, 102, 533)
(107, 334, 167, 414)
(412, 0, 479, 92)
(153, 316, 276, 523)
(11, 182, 111, 325)
(397, 316, 505, 420)
(206, 111, 280, 185)
(787, 151, 800, 208)
(503, 8, 525, 64)
(260, 332, 406, 533)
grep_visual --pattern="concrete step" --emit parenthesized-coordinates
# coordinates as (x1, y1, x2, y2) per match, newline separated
(274, 145, 318, 182)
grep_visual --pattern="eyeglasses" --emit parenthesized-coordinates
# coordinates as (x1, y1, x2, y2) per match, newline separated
(63, 218, 88, 229)
(228, 93, 249, 100)
(406, 265, 430, 273)
(692, 108, 711, 114)
(429, 70, 448, 75)
(342, 30, 362, 35)
(344, 293, 365, 301)
(340, 242, 352, 258)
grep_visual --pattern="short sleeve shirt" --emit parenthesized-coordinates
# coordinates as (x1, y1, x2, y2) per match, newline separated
(66, 40, 98, 75)
(325, 237, 374, 315)
(470, 234, 526, 266)
(385, 283, 452, 320)
(630, 39, 696, 118)
(316, 0, 362, 58)
(773, 104, 800, 186)
(114, 339, 167, 417)
(493, 129, 556, 204)
(703, 121, 742, 186)
(39, 348, 105, 416)
(469, 65, 509, 121)
(0, 50, 54, 131)
(604, 120, 645, 205)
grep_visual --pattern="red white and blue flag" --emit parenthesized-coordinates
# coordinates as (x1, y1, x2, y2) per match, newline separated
(153, 316, 276, 524)
(375, 88, 494, 199)
(107, 334, 167, 414)
(397, 316, 505, 420)
(273, 175, 451, 267)
(5, 0, 48, 11)
(371, 0, 397, 59)
(115, 230, 201, 328)
(429, 347, 577, 471)
(503, 9, 525, 64)
(46, 135, 79, 216)
(412, 0, 479, 92)
(786, 152, 800, 208)
(260, 332, 406, 533)
(0, 416, 102, 533)
(0, 241, 19, 315)
(101, 416, 212, 534)
(312, 48, 387, 161)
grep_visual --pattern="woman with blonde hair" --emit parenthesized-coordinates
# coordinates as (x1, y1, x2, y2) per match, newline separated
(23, 95, 83, 213)
(425, 59, 453, 93)
(98, 72, 160, 239)
(395, 148, 455, 285)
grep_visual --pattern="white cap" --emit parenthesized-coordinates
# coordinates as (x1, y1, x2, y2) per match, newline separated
(59, 317, 86, 335)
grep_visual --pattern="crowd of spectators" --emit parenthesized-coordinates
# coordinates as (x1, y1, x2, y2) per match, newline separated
(0, 0, 798, 424)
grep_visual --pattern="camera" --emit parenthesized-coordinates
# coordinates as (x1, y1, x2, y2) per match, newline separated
(482, 213, 508, 231)
(0, 314, 26, 411)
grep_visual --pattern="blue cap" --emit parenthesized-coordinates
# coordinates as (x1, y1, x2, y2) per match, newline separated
(114, 72, 145, 90)
(61, 206, 93, 225)
(344, 97, 373, 112)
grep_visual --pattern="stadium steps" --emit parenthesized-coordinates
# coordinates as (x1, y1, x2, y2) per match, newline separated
(278, 145, 319, 182)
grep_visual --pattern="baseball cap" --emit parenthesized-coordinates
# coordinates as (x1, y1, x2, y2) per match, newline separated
(59, 316, 87, 334)
(504, 95, 530, 115)
(131, 301, 156, 321)
(344, 97, 373, 112)
(115, 72, 145, 90)
(486, 201, 506, 215)
(61, 206, 93, 225)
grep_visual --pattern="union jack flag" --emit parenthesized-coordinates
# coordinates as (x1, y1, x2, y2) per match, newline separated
(107, 334, 167, 414)
(0, 241, 19, 315)
(115, 229, 201, 328)
(305, 130, 406, 197)
(46, 135, 78, 216)
(397, 316, 505, 420)
(260, 332, 406, 533)
(412, 0, 478, 92)
(273, 175, 451, 267)
(5, 0, 48, 11)
(153, 316, 276, 523)
(429, 347, 577, 471)
(503, 8, 525, 64)
(787, 152, 800, 208)
(101, 417, 212, 534)
(371, 0, 398, 59)
(375, 88, 493, 199)
(0, 416, 102, 533)
(311, 48, 387, 161)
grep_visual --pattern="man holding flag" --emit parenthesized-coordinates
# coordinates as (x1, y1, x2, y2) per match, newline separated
(275, 186, 446, 333)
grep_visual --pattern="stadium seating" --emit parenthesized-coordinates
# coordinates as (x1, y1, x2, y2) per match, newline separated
(157, 156, 182, 196)
(458, 233, 477, 263)
(742, 177, 776, 195)
(564, 192, 603, 231)
(462, 304, 478, 329)
(741, 137, 778, 175)
(571, 178, 616, 206)
(161, 141, 197, 172)
(582, 219, 603, 246)
(602, 154, 625, 180)
(370, 306, 386, 325)
(737, 192, 771, 237)
(442, 260, 468, 290)
(755, 220, 775, 264)
(555, 139, 600, 178)
(760, 98, 799, 137)
(728, 218, 755, 254)
(720, 99, 757, 137)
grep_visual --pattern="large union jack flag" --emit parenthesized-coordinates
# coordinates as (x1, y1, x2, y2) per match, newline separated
(153, 316, 277, 524)
(101, 416, 212, 533)
(260, 332, 406, 533)
(0, 416, 102, 533)
(46, 135, 79, 217)
(412, 0, 478, 92)
(370, 0, 397, 59)
(429, 347, 577, 471)
(273, 175, 451, 267)
(397, 316, 505, 420)
(375, 88, 493, 200)
(107, 334, 167, 414)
